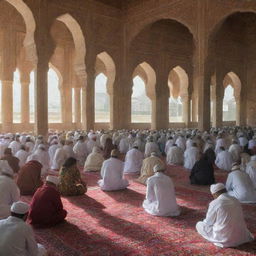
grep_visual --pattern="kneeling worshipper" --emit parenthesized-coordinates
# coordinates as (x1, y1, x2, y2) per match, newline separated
(228, 140, 242, 163)
(51, 140, 68, 171)
(84, 146, 104, 172)
(215, 147, 233, 171)
(16, 159, 43, 195)
(1, 147, 20, 174)
(124, 143, 144, 174)
(137, 152, 165, 185)
(142, 164, 180, 217)
(196, 183, 254, 248)
(58, 157, 87, 196)
(184, 143, 200, 170)
(166, 144, 184, 165)
(98, 149, 129, 191)
(190, 153, 215, 185)
(15, 145, 30, 168)
(246, 155, 256, 188)
(0, 201, 47, 256)
(28, 175, 67, 228)
(226, 164, 256, 203)
(0, 160, 20, 219)
(144, 137, 161, 157)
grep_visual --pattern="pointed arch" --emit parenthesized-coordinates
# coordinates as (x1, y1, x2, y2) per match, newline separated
(5, 0, 37, 64)
(56, 14, 86, 84)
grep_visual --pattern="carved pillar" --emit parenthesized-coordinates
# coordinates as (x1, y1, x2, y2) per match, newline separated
(74, 87, 81, 124)
(181, 94, 191, 127)
(191, 93, 198, 122)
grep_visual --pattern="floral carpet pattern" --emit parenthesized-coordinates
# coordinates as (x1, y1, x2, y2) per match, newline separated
(22, 165, 256, 256)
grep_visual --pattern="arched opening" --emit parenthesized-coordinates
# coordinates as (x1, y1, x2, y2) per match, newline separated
(168, 66, 189, 123)
(95, 73, 110, 122)
(48, 68, 61, 123)
(131, 76, 152, 123)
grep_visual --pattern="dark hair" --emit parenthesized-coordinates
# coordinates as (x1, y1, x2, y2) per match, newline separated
(219, 146, 225, 151)
(20, 145, 26, 150)
(63, 157, 77, 168)
(11, 212, 26, 219)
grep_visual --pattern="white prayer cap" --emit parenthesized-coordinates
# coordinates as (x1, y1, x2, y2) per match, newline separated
(0, 160, 13, 176)
(133, 142, 139, 148)
(210, 183, 225, 194)
(251, 155, 256, 161)
(46, 175, 60, 185)
(231, 163, 240, 171)
(38, 144, 46, 150)
(11, 201, 29, 214)
(151, 152, 157, 157)
(153, 164, 165, 173)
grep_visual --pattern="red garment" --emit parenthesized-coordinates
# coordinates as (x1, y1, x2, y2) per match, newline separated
(28, 184, 67, 228)
(17, 160, 43, 195)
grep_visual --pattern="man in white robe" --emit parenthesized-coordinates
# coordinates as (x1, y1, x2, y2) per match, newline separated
(196, 183, 254, 248)
(246, 155, 256, 188)
(248, 136, 256, 151)
(86, 136, 98, 154)
(142, 164, 180, 217)
(144, 137, 160, 158)
(51, 141, 67, 170)
(184, 143, 200, 170)
(25, 137, 35, 154)
(137, 152, 165, 185)
(0, 201, 47, 256)
(175, 135, 186, 151)
(73, 136, 88, 166)
(98, 149, 128, 191)
(119, 135, 129, 154)
(226, 165, 256, 203)
(165, 137, 174, 155)
(84, 146, 104, 172)
(48, 140, 60, 168)
(8, 136, 21, 155)
(124, 144, 144, 174)
(0, 160, 20, 219)
(215, 147, 233, 171)
(228, 140, 241, 163)
(215, 135, 227, 155)
(15, 145, 30, 168)
(166, 144, 184, 165)
(63, 140, 75, 159)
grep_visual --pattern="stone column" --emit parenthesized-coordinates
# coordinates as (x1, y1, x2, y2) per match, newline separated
(74, 87, 81, 124)
(81, 67, 95, 131)
(235, 97, 241, 126)
(191, 93, 198, 122)
(20, 72, 30, 125)
(181, 95, 191, 127)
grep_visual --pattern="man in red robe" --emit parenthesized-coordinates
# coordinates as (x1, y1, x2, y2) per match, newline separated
(28, 175, 67, 228)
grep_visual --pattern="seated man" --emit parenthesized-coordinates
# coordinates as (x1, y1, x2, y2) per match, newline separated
(0, 201, 47, 256)
(84, 146, 104, 172)
(16, 159, 43, 195)
(142, 164, 180, 217)
(1, 148, 20, 174)
(166, 144, 184, 165)
(246, 155, 256, 188)
(184, 143, 200, 170)
(28, 175, 67, 228)
(98, 149, 128, 191)
(228, 140, 241, 163)
(124, 144, 144, 174)
(190, 153, 215, 185)
(215, 147, 233, 171)
(0, 160, 20, 219)
(137, 152, 164, 185)
(144, 137, 160, 158)
(196, 183, 254, 248)
(226, 164, 256, 203)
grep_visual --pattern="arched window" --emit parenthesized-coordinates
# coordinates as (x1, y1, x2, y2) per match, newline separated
(95, 73, 110, 123)
(13, 69, 21, 123)
(223, 85, 236, 121)
(131, 76, 151, 123)
(48, 68, 61, 123)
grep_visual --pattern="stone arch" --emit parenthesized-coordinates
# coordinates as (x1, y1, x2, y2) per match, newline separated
(49, 63, 63, 89)
(129, 17, 195, 46)
(132, 62, 156, 100)
(96, 51, 116, 95)
(56, 13, 86, 85)
(5, 0, 37, 64)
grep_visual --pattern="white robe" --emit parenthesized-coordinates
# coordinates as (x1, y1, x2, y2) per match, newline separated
(164, 140, 174, 155)
(98, 158, 128, 191)
(0, 216, 47, 256)
(73, 141, 88, 166)
(48, 144, 60, 167)
(51, 147, 67, 170)
(196, 193, 254, 248)
(119, 137, 129, 154)
(0, 142, 8, 158)
(226, 170, 256, 203)
(0, 175, 20, 219)
(239, 137, 248, 147)
(215, 138, 227, 154)
(228, 144, 241, 163)
(184, 146, 200, 170)
(124, 148, 144, 174)
(166, 146, 184, 165)
(143, 172, 180, 217)
(63, 145, 75, 159)
(175, 137, 186, 151)
(248, 139, 256, 150)
(15, 150, 30, 168)
(246, 161, 256, 188)
(8, 141, 21, 155)
(25, 141, 35, 154)
(215, 151, 233, 171)
(86, 139, 97, 154)
(144, 142, 160, 158)
(84, 151, 104, 171)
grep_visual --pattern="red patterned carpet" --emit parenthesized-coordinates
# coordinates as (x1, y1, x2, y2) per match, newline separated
(22, 166, 256, 256)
